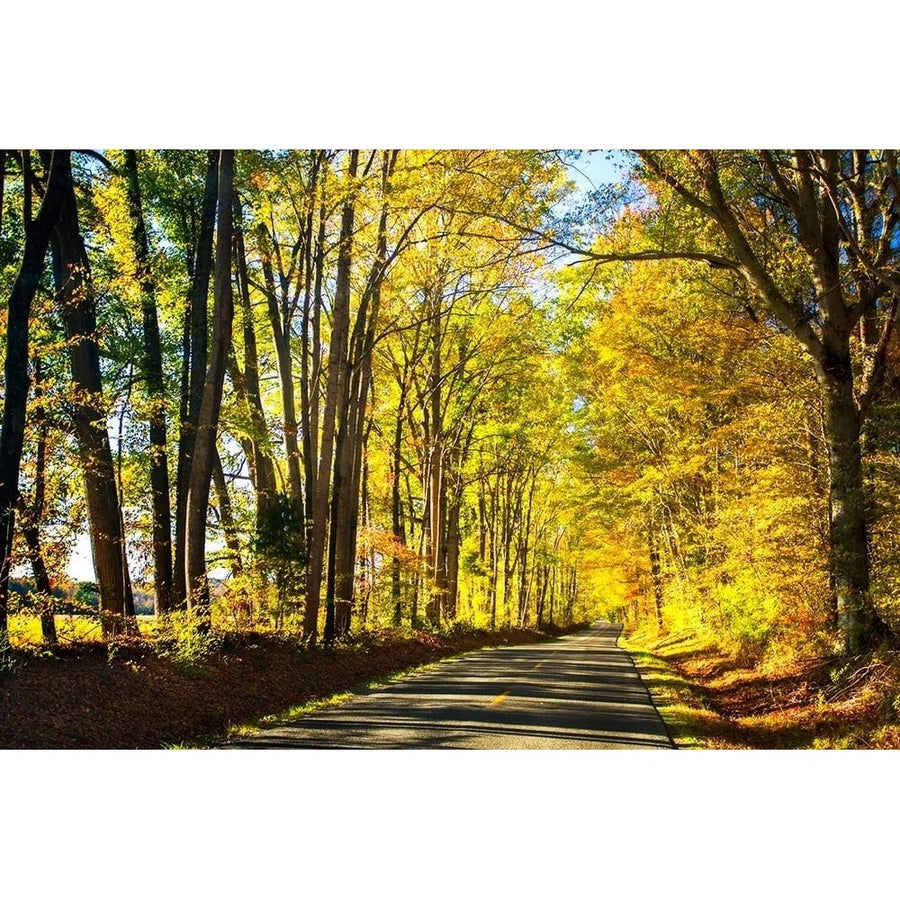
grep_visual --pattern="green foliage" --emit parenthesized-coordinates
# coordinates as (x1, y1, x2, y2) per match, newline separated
(442, 620, 479, 638)
(74, 581, 100, 609)
(154, 610, 223, 670)
(253, 493, 306, 571)
(252, 493, 307, 629)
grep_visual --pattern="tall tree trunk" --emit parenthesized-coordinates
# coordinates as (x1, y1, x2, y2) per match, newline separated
(816, 353, 882, 655)
(648, 528, 665, 632)
(359, 420, 376, 628)
(421, 281, 449, 625)
(122, 149, 173, 614)
(488, 476, 499, 629)
(332, 359, 374, 639)
(501, 476, 516, 627)
(536, 564, 549, 627)
(226, 348, 278, 529)
(185, 150, 235, 611)
(302, 166, 328, 535)
(566, 567, 577, 625)
(259, 232, 304, 512)
(391, 379, 409, 627)
(258, 157, 322, 518)
(114, 365, 138, 621)
(21, 355, 57, 645)
(51, 152, 134, 637)
(232, 198, 278, 529)
(326, 152, 395, 641)
(446, 488, 461, 621)
(325, 395, 354, 642)
(548, 564, 556, 627)
(0, 150, 68, 655)
(174, 150, 219, 608)
(304, 150, 358, 647)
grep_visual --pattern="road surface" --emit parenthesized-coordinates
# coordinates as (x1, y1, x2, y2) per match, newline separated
(227, 621, 673, 749)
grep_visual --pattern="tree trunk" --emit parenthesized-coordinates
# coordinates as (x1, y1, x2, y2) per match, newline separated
(488, 476, 499, 629)
(304, 150, 358, 647)
(421, 281, 449, 625)
(51, 153, 134, 637)
(501, 475, 516, 627)
(391, 379, 409, 626)
(122, 149, 173, 614)
(566, 567, 577, 625)
(0, 150, 68, 654)
(325, 380, 356, 642)
(0, 149, 7, 270)
(302, 161, 328, 535)
(21, 356, 57, 645)
(816, 353, 884, 654)
(404, 466, 420, 627)
(0, 149, 5, 252)
(648, 529, 665, 633)
(259, 233, 304, 512)
(325, 364, 365, 641)
(326, 152, 395, 641)
(354, 428, 373, 628)
(446, 489, 461, 621)
(536, 564, 549, 627)
(232, 201, 278, 529)
(185, 150, 235, 611)
(174, 150, 219, 608)
(517, 474, 537, 627)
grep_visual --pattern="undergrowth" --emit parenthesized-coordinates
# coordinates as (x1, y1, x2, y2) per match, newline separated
(1, 617, 587, 748)
(621, 625, 900, 749)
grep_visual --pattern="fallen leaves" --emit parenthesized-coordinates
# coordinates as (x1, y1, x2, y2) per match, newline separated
(0, 624, 576, 749)
(626, 629, 900, 748)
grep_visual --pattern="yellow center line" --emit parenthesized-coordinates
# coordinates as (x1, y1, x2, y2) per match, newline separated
(490, 691, 510, 706)
(534, 661, 543, 670)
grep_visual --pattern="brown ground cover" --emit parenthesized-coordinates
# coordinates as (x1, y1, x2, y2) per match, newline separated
(629, 629, 900, 748)
(0, 625, 579, 749)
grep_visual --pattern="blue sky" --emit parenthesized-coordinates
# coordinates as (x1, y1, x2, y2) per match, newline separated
(565, 150, 634, 191)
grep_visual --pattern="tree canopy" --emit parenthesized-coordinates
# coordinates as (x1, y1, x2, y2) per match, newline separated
(3, 148, 900, 666)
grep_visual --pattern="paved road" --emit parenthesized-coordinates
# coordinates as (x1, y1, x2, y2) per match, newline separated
(227, 621, 673, 749)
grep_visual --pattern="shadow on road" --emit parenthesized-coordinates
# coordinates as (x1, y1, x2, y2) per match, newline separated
(228, 625, 673, 749)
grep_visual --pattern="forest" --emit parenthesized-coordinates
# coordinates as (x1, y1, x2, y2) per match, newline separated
(3, 149, 900, 747)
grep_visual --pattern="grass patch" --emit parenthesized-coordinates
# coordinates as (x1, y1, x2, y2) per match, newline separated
(621, 633, 731, 749)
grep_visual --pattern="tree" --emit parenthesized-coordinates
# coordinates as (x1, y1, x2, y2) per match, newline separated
(185, 150, 235, 611)
(303, 149, 358, 646)
(20, 354, 59, 644)
(0, 150, 69, 656)
(174, 150, 220, 609)
(121, 149, 174, 613)
(326, 149, 399, 641)
(49, 152, 136, 635)
(566, 151, 900, 656)
(229, 192, 278, 533)
(567, 249, 829, 656)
